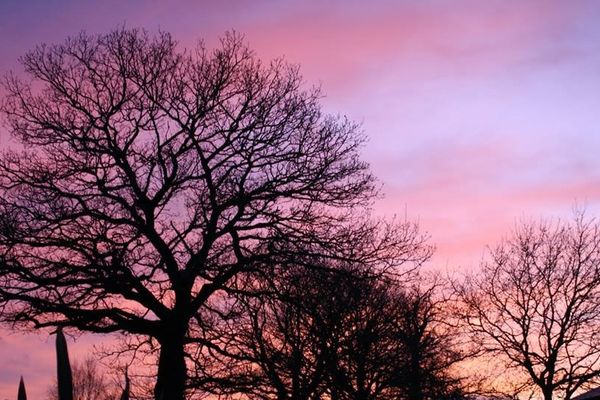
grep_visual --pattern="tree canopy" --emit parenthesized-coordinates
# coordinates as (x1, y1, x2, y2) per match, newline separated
(0, 29, 424, 400)
(456, 215, 600, 400)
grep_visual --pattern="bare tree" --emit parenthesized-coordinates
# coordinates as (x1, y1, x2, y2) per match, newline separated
(456, 215, 600, 400)
(185, 217, 433, 399)
(326, 277, 466, 400)
(47, 357, 118, 400)
(224, 266, 364, 400)
(200, 253, 470, 400)
(393, 280, 467, 400)
(0, 28, 398, 400)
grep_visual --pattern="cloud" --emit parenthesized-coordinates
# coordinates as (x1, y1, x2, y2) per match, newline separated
(374, 135, 600, 269)
(235, 1, 588, 96)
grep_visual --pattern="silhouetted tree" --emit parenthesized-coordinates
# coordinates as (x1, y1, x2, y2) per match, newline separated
(393, 281, 466, 400)
(456, 215, 600, 400)
(225, 266, 364, 400)
(47, 357, 118, 400)
(326, 278, 465, 400)
(18, 377, 27, 400)
(185, 217, 432, 399)
(198, 251, 469, 400)
(0, 28, 396, 400)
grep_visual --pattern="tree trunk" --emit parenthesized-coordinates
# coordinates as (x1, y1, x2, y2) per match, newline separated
(542, 387, 553, 400)
(155, 331, 187, 400)
(407, 351, 424, 400)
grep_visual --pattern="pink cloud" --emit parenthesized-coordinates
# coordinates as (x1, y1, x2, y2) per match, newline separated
(376, 149, 600, 270)
(233, 1, 579, 97)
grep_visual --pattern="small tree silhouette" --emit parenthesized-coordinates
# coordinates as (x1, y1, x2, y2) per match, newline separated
(17, 377, 26, 400)
(55, 328, 73, 400)
(456, 215, 600, 400)
(47, 357, 119, 400)
(17, 329, 129, 400)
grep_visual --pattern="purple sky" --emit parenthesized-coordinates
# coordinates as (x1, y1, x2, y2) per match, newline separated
(2, 1, 600, 398)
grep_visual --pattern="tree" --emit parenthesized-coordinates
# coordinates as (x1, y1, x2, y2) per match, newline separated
(219, 265, 365, 400)
(199, 255, 469, 400)
(0, 28, 391, 400)
(185, 217, 433, 399)
(47, 357, 118, 400)
(325, 277, 465, 400)
(456, 216, 600, 400)
(392, 281, 466, 400)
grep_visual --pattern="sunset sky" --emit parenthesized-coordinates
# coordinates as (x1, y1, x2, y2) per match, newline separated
(1, 1, 600, 398)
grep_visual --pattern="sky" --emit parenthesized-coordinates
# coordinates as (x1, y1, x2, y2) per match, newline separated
(1, 0, 600, 398)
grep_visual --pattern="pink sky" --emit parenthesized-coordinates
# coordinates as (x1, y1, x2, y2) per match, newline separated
(2, 1, 600, 398)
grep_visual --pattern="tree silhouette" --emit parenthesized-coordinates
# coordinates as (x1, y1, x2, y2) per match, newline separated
(47, 357, 118, 400)
(0, 28, 392, 400)
(324, 277, 465, 400)
(392, 281, 466, 400)
(456, 215, 600, 400)
(218, 265, 364, 400)
(195, 258, 469, 400)
(183, 219, 432, 398)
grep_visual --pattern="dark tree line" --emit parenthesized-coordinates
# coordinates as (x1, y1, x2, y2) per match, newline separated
(192, 262, 466, 400)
